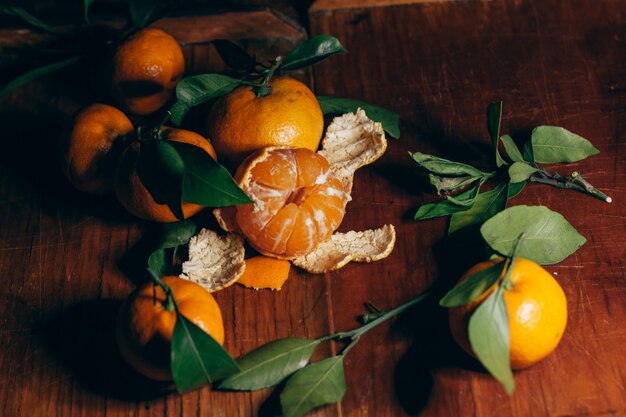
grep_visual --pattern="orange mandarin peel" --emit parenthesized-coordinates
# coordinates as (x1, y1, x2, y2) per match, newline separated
(237, 256, 292, 290)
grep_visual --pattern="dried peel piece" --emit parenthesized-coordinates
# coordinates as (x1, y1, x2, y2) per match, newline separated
(292, 224, 396, 274)
(318, 108, 387, 194)
(180, 228, 245, 292)
(237, 256, 291, 290)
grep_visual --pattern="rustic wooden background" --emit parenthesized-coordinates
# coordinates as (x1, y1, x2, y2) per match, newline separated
(1, 0, 625, 416)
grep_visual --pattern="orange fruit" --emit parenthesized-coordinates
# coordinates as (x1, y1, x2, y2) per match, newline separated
(206, 76, 323, 167)
(112, 28, 185, 116)
(59, 103, 134, 194)
(114, 127, 217, 223)
(222, 146, 348, 258)
(448, 257, 567, 369)
(116, 276, 225, 381)
(237, 256, 291, 290)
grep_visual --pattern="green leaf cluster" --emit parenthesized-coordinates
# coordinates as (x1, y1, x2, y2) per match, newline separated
(412, 101, 606, 233)
(439, 205, 586, 394)
(136, 134, 251, 223)
(169, 36, 399, 137)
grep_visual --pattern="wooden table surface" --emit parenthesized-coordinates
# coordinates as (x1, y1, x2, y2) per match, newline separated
(2, 0, 626, 416)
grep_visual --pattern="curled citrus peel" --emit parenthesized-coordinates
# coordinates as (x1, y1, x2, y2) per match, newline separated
(292, 225, 396, 274)
(210, 108, 393, 274)
(180, 228, 245, 292)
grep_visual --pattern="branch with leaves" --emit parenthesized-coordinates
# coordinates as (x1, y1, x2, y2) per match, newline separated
(412, 101, 611, 234)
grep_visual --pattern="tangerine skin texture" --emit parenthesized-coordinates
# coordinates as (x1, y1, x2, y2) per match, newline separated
(60, 103, 134, 194)
(206, 77, 324, 167)
(233, 147, 348, 259)
(449, 258, 568, 369)
(114, 127, 217, 223)
(112, 28, 185, 116)
(116, 276, 225, 381)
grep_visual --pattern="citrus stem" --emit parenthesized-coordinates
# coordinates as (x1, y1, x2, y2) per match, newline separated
(501, 234, 525, 290)
(147, 268, 178, 312)
(530, 168, 612, 203)
(255, 56, 282, 98)
(320, 292, 429, 347)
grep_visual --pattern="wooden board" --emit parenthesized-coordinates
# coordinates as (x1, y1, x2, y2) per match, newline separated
(309, 0, 626, 416)
(0, 1, 625, 417)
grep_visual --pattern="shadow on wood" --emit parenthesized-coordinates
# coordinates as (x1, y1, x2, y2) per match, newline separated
(43, 299, 171, 401)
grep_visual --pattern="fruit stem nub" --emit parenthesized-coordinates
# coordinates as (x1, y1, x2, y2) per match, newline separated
(255, 56, 282, 98)
(147, 268, 178, 312)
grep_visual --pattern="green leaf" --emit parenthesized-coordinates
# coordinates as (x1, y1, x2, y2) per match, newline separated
(507, 181, 525, 200)
(487, 101, 507, 168)
(280, 356, 346, 417)
(169, 141, 252, 207)
(136, 140, 185, 221)
(148, 248, 168, 277)
(0, 6, 61, 34)
(508, 162, 539, 183)
(282, 35, 347, 71)
(429, 174, 479, 195)
(531, 126, 599, 164)
(0, 56, 81, 97)
(468, 288, 515, 394)
(500, 134, 524, 163)
(171, 312, 239, 393)
(83, 0, 95, 24)
(170, 74, 242, 125)
(219, 338, 320, 390)
(448, 182, 508, 234)
(480, 205, 586, 265)
(439, 261, 505, 307)
(414, 184, 482, 220)
(410, 152, 490, 177)
(155, 221, 198, 249)
(129, 0, 169, 28)
(317, 96, 400, 139)
(522, 139, 534, 163)
(212, 40, 256, 73)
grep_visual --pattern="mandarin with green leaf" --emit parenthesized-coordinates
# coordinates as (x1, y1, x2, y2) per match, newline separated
(116, 276, 225, 381)
(114, 127, 217, 223)
(449, 257, 567, 369)
(206, 77, 323, 168)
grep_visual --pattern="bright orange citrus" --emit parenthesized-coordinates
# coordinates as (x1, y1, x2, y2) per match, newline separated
(206, 76, 323, 167)
(237, 256, 291, 290)
(221, 146, 348, 258)
(114, 127, 217, 223)
(116, 276, 225, 381)
(112, 28, 185, 116)
(59, 103, 134, 194)
(449, 257, 568, 369)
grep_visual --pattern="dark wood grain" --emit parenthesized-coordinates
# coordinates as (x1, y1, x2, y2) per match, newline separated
(1, 1, 626, 417)
(309, 1, 626, 416)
